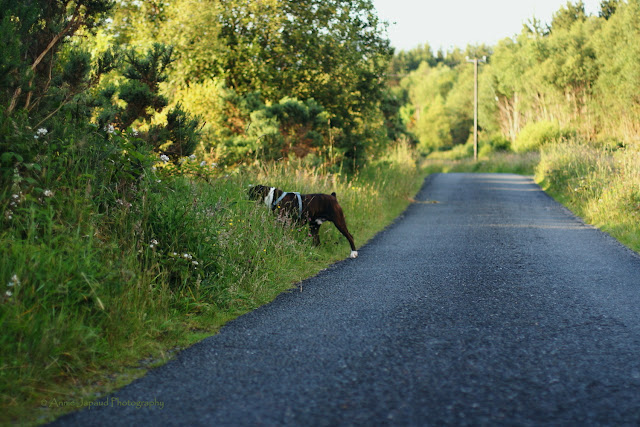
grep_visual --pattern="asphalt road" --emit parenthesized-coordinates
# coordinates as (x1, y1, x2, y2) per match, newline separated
(53, 173, 640, 426)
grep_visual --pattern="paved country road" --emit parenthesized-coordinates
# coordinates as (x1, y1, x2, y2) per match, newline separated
(53, 173, 640, 426)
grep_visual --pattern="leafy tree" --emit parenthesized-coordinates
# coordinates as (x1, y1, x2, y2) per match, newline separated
(592, 0, 640, 140)
(94, 43, 201, 162)
(107, 0, 168, 49)
(1, 0, 113, 116)
(550, 1, 587, 32)
(104, 0, 393, 167)
(599, 0, 621, 19)
(538, 19, 600, 120)
(414, 95, 452, 152)
(445, 65, 474, 146)
(388, 44, 437, 78)
(216, 95, 332, 163)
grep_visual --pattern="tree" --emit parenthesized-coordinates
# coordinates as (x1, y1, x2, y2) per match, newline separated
(592, 0, 640, 140)
(105, 0, 393, 167)
(414, 95, 452, 152)
(94, 44, 201, 162)
(388, 44, 437, 79)
(550, 1, 587, 32)
(599, 0, 621, 19)
(216, 0, 392, 158)
(1, 0, 113, 115)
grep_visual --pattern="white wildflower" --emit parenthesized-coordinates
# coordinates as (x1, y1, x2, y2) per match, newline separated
(172, 252, 178, 256)
(183, 253, 193, 260)
(34, 128, 48, 139)
(5, 290, 12, 297)
(8, 274, 20, 287)
(192, 260, 199, 266)
(160, 154, 170, 163)
(104, 124, 116, 134)
(211, 163, 218, 168)
(189, 154, 197, 161)
(116, 199, 132, 208)
(43, 189, 53, 197)
(200, 161, 207, 167)
(12, 194, 19, 199)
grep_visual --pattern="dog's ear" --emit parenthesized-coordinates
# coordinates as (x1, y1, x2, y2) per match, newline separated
(331, 192, 337, 198)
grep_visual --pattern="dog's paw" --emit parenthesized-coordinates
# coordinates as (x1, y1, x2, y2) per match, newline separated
(350, 250, 358, 259)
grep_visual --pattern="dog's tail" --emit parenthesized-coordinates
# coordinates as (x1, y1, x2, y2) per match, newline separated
(331, 192, 337, 198)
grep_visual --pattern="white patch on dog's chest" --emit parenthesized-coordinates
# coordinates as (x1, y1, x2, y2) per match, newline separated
(315, 218, 326, 225)
(264, 187, 275, 207)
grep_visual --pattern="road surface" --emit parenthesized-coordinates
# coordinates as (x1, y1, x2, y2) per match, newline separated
(53, 173, 640, 425)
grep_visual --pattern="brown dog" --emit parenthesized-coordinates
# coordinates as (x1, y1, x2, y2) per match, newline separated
(248, 185, 358, 259)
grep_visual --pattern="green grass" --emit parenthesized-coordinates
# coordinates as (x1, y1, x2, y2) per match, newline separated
(0, 141, 425, 425)
(421, 151, 540, 176)
(536, 141, 640, 252)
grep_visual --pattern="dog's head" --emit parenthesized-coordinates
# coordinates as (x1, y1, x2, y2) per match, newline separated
(247, 184, 267, 201)
(247, 185, 272, 202)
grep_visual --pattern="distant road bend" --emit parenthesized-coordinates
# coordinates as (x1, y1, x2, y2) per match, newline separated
(54, 173, 640, 425)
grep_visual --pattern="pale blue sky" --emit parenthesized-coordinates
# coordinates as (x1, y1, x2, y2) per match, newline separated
(371, 0, 603, 52)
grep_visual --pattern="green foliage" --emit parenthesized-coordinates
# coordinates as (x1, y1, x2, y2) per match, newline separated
(397, 53, 493, 154)
(388, 44, 437, 77)
(536, 141, 640, 251)
(427, 140, 473, 160)
(512, 120, 575, 153)
(592, 0, 640, 142)
(213, 94, 333, 164)
(1, 130, 424, 423)
(550, 1, 587, 31)
(599, 0, 621, 19)
(414, 95, 452, 153)
(0, 0, 113, 115)
(93, 43, 201, 162)
(104, 0, 395, 169)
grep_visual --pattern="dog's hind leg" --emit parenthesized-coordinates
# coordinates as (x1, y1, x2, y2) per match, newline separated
(309, 222, 321, 246)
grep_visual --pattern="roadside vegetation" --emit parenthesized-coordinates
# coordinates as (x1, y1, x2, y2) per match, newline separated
(0, 1, 420, 424)
(393, 0, 640, 254)
(2, 0, 640, 425)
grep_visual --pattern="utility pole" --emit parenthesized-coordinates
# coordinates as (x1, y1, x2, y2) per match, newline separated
(466, 56, 486, 161)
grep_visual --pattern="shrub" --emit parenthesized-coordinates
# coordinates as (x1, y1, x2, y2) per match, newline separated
(513, 120, 575, 153)
(427, 141, 473, 160)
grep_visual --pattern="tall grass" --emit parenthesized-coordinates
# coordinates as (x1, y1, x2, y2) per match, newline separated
(536, 141, 640, 251)
(0, 140, 423, 425)
(421, 151, 540, 176)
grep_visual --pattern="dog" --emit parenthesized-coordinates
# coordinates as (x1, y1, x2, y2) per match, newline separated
(248, 185, 358, 259)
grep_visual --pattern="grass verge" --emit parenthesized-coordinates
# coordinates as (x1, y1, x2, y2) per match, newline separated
(536, 141, 640, 253)
(420, 151, 540, 176)
(0, 141, 425, 425)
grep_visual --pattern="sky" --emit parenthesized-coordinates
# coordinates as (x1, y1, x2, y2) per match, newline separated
(371, 0, 603, 52)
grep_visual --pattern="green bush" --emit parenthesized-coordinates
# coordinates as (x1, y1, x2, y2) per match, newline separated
(427, 141, 474, 160)
(513, 121, 575, 153)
